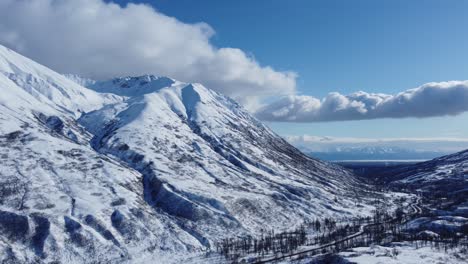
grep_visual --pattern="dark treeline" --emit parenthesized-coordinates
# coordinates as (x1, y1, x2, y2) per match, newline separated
(283, 209, 468, 263)
(215, 225, 307, 260)
(213, 200, 468, 263)
(214, 214, 378, 261)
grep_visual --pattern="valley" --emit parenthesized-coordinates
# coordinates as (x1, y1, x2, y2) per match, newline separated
(199, 157, 468, 263)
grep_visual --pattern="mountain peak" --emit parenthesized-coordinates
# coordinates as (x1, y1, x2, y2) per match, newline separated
(85, 74, 177, 97)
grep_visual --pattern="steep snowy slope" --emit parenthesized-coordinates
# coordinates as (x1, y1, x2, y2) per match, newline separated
(0, 46, 208, 263)
(79, 76, 381, 239)
(0, 45, 386, 263)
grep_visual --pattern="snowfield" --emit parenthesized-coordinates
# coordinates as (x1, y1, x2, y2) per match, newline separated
(339, 242, 467, 264)
(404, 216, 468, 233)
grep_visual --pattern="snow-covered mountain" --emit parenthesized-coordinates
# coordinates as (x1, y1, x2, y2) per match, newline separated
(0, 45, 205, 263)
(0, 45, 384, 263)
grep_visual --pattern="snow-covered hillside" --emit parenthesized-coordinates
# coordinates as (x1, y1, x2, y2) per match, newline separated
(0, 45, 386, 263)
(383, 149, 468, 194)
(378, 150, 468, 220)
(0, 45, 206, 263)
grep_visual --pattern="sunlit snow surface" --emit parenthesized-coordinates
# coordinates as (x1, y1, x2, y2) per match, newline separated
(339, 243, 467, 264)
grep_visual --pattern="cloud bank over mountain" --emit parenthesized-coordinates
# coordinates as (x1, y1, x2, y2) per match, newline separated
(256, 81, 468, 122)
(1, 0, 466, 120)
(0, 0, 296, 107)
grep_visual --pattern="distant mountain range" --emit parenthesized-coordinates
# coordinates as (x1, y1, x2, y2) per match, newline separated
(304, 146, 449, 161)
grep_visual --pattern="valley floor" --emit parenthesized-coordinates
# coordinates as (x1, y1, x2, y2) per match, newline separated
(271, 242, 467, 264)
(194, 183, 468, 264)
(338, 242, 467, 264)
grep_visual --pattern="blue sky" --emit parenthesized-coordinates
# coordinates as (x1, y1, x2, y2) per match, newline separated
(110, 0, 468, 139)
(138, 0, 468, 96)
(2, 0, 468, 150)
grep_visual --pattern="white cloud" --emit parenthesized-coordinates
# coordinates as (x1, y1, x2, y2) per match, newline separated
(0, 0, 296, 106)
(256, 81, 468, 122)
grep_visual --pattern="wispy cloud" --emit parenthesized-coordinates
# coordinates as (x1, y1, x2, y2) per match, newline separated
(0, 0, 296, 108)
(256, 81, 468, 122)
